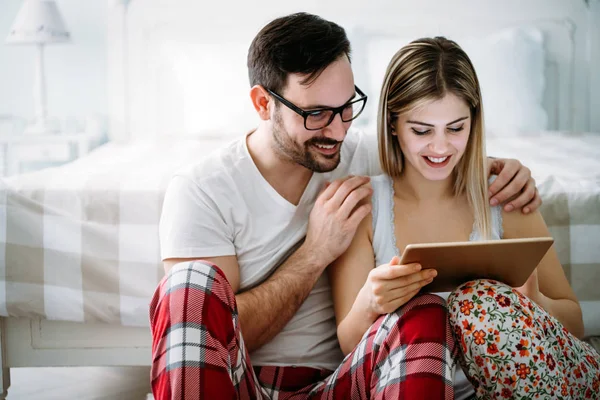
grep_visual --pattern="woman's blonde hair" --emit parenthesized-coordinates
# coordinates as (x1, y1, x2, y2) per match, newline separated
(377, 37, 491, 238)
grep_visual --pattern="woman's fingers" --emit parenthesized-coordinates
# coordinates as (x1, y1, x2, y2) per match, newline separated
(388, 277, 433, 299)
(387, 288, 422, 312)
(374, 262, 421, 280)
(371, 273, 436, 314)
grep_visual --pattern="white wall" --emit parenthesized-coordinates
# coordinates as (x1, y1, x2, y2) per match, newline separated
(114, 0, 598, 141)
(0, 0, 107, 122)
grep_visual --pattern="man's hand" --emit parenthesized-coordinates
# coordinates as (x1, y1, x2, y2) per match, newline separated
(487, 158, 541, 214)
(304, 176, 373, 267)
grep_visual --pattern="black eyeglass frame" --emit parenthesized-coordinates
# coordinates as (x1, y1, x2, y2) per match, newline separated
(266, 85, 368, 130)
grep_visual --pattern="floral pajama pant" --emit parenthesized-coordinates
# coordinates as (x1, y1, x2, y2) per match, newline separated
(149, 261, 457, 399)
(448, 279, 600, 400)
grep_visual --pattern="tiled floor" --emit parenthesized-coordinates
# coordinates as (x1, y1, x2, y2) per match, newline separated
(6, 367, 151, 400)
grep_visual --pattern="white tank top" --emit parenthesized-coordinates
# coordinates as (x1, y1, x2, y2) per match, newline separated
(369, 174, 503, 400)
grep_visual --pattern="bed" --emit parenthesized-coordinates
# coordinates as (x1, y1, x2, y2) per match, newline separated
(0, 0, 599, 397)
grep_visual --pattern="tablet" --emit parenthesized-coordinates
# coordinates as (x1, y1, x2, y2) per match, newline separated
(399, 237, 554, 293)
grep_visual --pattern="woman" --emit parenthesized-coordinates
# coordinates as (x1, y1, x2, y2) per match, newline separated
(329, 37, 599, 399)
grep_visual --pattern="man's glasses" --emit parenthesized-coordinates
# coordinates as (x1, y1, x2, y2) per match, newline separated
(267, 85, 368, 131)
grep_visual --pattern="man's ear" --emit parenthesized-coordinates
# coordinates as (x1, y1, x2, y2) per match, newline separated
(250, 85, 272, 121)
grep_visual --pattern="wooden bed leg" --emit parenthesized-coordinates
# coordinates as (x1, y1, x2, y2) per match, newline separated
(0, 318, 10, 399)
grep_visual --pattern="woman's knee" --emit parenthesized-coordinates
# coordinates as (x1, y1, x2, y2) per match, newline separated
(447, 279, 512, 323)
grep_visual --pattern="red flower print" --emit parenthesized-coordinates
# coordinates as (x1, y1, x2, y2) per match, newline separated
(474, 330, 486, 345)
(477, 290, 485, 296)
(547, 354, 556, 371)
(495, 294, 511, 307)
(461, 284, 474, 295)
(574, 367, 582, 379)
(516, 363, 530, 379)
(454, 325, 467, 353)
(460, 300, 475, 315)
(462, 319, 475, 335)
(586, 354, 599, 369)
(475, 355, 484, 367)
(561, 382, 568, 396)
(507, 375, 518, 387)
(487, 343, 499, 355)
(581, 362, 588, 374)
(516, 339, 530, 357)
(523, 316, 533, 328)
(501, 388, 512, 398)
(486, 287, 495, 296)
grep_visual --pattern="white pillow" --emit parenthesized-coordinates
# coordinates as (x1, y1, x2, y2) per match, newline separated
(156, 40, 258, 138)
(363, 27, 548, 135)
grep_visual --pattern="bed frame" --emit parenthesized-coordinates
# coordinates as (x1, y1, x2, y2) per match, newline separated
(1, 0, 599, 397)
(0, 317, 150, 398)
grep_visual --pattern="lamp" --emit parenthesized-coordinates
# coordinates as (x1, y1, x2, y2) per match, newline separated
(5, 0, 70, 134)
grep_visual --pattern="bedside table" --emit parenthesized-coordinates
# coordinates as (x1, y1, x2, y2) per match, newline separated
(0, 131, 105, 177)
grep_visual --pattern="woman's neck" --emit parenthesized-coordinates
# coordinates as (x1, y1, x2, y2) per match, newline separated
(394, 163, 455, 204)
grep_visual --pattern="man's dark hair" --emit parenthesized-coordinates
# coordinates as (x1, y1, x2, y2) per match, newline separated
(247, 12, 351, 94)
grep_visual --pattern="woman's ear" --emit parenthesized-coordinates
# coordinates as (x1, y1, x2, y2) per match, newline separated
(250, 85, 272, 121)
(390, 124, 397, 136)
(388, 113, 397, 136)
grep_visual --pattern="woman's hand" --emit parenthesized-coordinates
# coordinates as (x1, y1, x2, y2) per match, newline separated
(514, 269, 550, 311)
(356, 256, 437, 320)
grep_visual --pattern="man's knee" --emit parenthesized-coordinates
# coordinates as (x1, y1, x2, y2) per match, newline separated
(150, 260, 237, 328)
(166, 260, 229, 287)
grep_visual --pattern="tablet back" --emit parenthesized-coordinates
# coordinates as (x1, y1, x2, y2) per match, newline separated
(400, 237, 554, 293)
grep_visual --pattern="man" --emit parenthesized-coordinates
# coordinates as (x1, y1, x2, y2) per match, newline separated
(150, 13, 541, 399)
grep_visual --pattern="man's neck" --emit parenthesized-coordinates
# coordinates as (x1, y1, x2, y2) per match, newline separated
(394, 164, 455, 205)
(246, 126, 313, 206)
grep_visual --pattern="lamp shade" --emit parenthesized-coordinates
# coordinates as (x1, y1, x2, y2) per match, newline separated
(5, 0, 70, 44)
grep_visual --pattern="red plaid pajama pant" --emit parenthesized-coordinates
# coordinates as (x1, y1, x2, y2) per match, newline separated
(149, 260, 459, 399)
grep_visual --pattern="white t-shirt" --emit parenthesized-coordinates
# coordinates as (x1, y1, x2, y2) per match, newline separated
(159, 128, 380, 370)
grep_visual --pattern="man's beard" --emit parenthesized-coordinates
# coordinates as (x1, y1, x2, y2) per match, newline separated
(271, 110, 343, 173)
